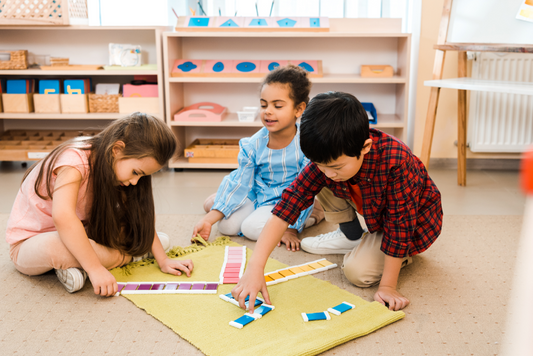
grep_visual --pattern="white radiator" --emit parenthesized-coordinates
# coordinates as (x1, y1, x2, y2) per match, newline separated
(468, 52, 533, 153)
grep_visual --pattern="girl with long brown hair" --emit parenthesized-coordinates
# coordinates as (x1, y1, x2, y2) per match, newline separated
(6, 112, 193, 296)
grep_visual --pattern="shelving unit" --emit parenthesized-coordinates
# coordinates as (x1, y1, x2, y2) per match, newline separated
(163, 19, 411, 169)
(0, 26, 167, 161)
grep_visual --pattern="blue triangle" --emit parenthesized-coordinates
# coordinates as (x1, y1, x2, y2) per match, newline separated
(220, 19, 239, 27)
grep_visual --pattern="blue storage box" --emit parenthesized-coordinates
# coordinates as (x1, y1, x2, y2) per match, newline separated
(362, 102, 377, 124)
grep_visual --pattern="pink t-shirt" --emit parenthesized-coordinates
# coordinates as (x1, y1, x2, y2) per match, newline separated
(6, 148, 92, 245)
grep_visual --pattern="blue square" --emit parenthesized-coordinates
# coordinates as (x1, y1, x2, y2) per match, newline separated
(7, 79, 27, 94)
(39, 80, 60, 94)
(64, 79, 85, 94)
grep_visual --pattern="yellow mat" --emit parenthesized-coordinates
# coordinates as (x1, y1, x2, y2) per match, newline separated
(110, 237, 405, 356)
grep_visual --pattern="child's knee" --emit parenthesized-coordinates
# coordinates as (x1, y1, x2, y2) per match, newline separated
(217, 220, 241, 236)
(240, 220, 261, 241)
(342, 260, 381, 288)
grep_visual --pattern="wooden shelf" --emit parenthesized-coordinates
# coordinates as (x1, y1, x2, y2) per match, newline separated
(0, 69, 159, 76)
(425, 78, 533, 96)
(166, 32, 409, 39)
(0, 113, 137, 120)
(170, 156, 238, 169)
(169, 74, 407, 84)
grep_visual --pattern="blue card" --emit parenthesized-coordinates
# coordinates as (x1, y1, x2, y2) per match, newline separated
(7, 79, 28, 94)
(39, 80, 60, 94)
(64, 79, 85, 94)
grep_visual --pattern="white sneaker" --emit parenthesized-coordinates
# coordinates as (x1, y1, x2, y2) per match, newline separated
(55, 267, 87, 293)
(132, 231, 171, 262)
(301, 228, 362, 254)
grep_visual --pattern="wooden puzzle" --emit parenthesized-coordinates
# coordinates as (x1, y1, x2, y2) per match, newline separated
(176, 16, 329, 32)
(219, 246, 246, 284)
(171, 59, 322, 78)
(264, 258, 337, 286)
(116, 281, 219, 295)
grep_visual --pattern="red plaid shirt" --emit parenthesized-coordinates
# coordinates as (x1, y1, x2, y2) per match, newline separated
(272, 129, 443, 258)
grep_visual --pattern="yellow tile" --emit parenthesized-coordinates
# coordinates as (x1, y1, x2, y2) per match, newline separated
(299, 265, 314, 272)
(317, 260, 334, 267)
(289, 267, 305, 274)
(268, 273, 284, 280)
(308, 262, 323, 270)
(265, 275, 274, 282)
(278, 269, 295, 277)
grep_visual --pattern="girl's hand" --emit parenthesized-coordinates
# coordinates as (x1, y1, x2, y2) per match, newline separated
(374, 285, 410, 311)
(192, 218, 212, 242)
(160, 258, 194, 277)
(277, 230, 300, 252)
(87, 265, 118, 297)
(231, 266, 271, 314)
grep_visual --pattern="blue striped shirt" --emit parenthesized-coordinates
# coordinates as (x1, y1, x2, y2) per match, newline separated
(212, 124, 313, 232)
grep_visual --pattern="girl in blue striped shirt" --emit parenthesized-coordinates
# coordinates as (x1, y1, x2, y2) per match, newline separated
(192, 65, 323, 251)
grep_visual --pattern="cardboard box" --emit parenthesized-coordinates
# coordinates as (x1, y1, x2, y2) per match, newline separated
(34, 94, 61, 113)
(60, 94, 88, 113)
(1, 93, 34, 113)
(118, 97, 159, 114)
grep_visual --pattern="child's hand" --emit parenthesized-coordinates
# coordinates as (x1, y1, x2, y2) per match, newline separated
(87, 265, 118, 297)
(277, 230, 300, 252)
(231, 265, 271, 314)
(374, 285, 410, 311)
(192, 219, 212, 242)
(160, 258, 194, 277)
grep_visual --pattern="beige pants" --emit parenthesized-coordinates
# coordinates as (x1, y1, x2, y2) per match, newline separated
(316, 187, 411, 288)
(9, 231, 132, 276)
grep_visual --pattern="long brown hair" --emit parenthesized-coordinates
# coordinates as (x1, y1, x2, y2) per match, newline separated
(23, 112, 177, 256)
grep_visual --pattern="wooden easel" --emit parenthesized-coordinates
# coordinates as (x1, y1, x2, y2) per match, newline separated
(419, 0, 533, 186)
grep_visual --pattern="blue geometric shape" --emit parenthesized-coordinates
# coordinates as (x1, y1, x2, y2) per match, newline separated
(177, 61, 198, 72)
(268, 62, 280, 71)
(249, 18, 267, 26)
(310, 18, 320, 27)
(277, 18, 296, 27)
(220, 19, 239, 27)
(212, 62, 224, 72)
(236, 62, 256, 72)
(188, 17, 209, 27)
(297, 62, 315, 72)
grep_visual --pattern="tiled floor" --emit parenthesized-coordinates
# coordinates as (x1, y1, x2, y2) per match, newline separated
(0, 160, 526, 216)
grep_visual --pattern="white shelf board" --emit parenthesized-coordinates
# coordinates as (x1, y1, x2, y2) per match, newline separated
(0, 70, 159, 76)
(424, 78, 533, 96)
(170, 156, 238, 169)
(0, 113, 126, 120)
(169, 74, 406, 84)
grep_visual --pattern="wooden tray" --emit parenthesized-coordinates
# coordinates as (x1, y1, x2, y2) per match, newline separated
(184, 138, 240, 164)
(40, 65, 104, 71)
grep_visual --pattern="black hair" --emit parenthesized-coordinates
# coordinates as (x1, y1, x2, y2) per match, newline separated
(260, 64, 312, 106)
(300, 91, 370, 163)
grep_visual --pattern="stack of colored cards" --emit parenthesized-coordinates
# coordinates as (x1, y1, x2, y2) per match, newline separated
(219, 246, 246, 284)
(116, 281, 218, 295)
(264, 258, 337, 286)
(229, 304, 275, 329)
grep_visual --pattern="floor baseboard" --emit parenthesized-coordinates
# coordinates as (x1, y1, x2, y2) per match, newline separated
(428, 158, 520, 170)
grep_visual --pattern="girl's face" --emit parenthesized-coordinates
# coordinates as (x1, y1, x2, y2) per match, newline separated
(112, 143, 162, 186)
(260, 83, 305, 134)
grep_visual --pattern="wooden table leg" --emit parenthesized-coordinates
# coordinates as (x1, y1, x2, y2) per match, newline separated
(457, 51, 468, 186)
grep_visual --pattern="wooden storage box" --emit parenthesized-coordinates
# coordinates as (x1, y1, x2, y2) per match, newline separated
(361, 65, 394, 78)
(0, 50, 28, 70)
(60, 94, 88, 113)
(184, 139, 240, 164)
(119, 97, 159, 115)
(1, 94, 34, 113)
(89, 93, 120, 113)
(34, 94, 61, 113)
(0, 130, 98, 161)
(0, 0, 89, 26)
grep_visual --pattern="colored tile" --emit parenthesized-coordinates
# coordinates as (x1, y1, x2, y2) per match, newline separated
(267, 273, 284, 280)
(138, 283, 153, 291)
(223, 277, 240, 283)
(289, 267, 305, 274)
(223, 271, 240, 277)
(278, 269, 295, 277)
(117, 283, 126, 292)
(225, 267, 242, 272)
(191, 283, 205, 290)
(205, 283, 218, 291)
(226, 263, 241, 268)
(178, 283, 192, 290)
(299, 265, 314, 272)
(265, 275, 274, 282)
(317, 260, 334, 267)
(308, 262, 323, 270)
(151, 284, 165, 291)
(123, 283, 139, 291)
(165, 283, 179, 290)
(234, 315, 255, 326)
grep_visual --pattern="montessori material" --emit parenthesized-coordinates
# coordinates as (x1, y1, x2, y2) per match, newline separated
(264, 258, 337, 286)
(360, 65, 394, 78)
(171, 59, 322, 78)
(328, 302, 356, 316)
(176, 16, 329, 32)
(117, 281, 219, 295)
(184, 138, 240, 165)
(219, 292, 264, 309)
(229, 304, 275, 329)
(302, 311, 331, 322)
(174, 102, 228, 122)
(219, 246, 246, 284)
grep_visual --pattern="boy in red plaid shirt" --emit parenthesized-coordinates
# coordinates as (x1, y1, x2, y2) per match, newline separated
(232, 91, 443, 312)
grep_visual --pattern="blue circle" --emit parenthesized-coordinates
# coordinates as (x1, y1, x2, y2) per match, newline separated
(268, 62, 280, 71)
(213, 62, 224, 72)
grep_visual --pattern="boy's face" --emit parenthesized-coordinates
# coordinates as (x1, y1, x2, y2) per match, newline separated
(315, 139, 372, 182)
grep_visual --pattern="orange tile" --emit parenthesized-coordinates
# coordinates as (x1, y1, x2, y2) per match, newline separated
(278, 269, 295, 277)
(265, 275, 274, 282)
(267, 273, 284, 280)
(299, 265, 314, 272)
(317, 260, 333, 267)
(289, 267, 305, 274)
(308, 262, 323, 270)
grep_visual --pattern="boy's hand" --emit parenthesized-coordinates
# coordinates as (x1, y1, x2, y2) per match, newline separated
(231, 266, 271, 314)
(192, 218, 212, 242)
(374, 285, 410, 311)
(87, 265, 118, 297)
(277, 230, 300, 251)
(160, 258, 194, 277)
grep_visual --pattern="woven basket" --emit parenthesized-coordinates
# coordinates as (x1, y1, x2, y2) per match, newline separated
(88, 94, 120, 113)
(0, 0, 88, 26)
(0, 50, 28, 70)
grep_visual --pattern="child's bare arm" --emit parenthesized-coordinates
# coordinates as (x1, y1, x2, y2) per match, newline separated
(152, 232, 194, 276)
(232, 215, 289, 313)
(374, 254, 410, 311)
(52, 166, 117, 297)
(192, 209, 225, 241)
